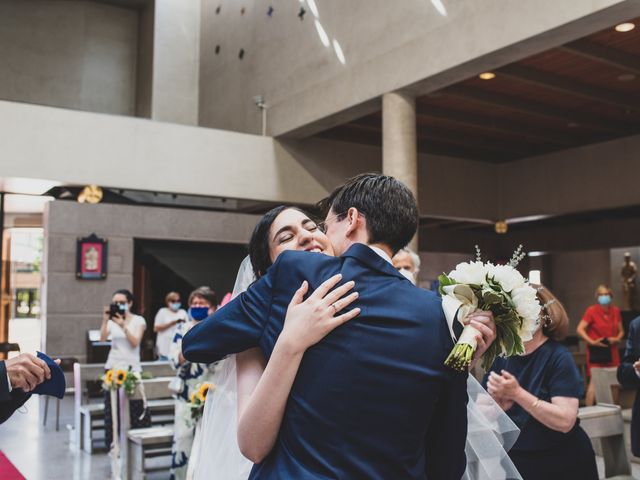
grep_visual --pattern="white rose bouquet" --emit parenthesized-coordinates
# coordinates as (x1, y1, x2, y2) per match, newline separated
(438, 245, 541, 372)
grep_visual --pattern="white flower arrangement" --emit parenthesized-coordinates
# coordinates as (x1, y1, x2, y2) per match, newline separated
(439, 245, 542, 372)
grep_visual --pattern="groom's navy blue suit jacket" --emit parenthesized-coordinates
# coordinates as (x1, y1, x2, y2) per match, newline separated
(183, 243, 467, 479)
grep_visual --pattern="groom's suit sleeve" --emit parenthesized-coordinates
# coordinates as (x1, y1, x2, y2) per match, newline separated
(424, 370, 468, 479)
(182, 259, 280, 364)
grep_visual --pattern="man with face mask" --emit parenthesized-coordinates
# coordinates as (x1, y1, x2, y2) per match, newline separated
(154, 292, 188, 361)
(392, 247, 420, 285)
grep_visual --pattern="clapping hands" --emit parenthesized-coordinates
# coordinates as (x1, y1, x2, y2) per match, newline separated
(486, 370, 520, 411)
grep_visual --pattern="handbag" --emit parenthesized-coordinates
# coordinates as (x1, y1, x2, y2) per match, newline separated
(588, 344, 612, 364)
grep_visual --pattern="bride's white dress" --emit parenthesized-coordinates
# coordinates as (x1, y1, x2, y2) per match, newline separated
(188, 257, 523, 480)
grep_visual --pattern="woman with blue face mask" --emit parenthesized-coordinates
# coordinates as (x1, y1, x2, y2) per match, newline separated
(577, 284, 624, 405)
(168, 286, 218, 480)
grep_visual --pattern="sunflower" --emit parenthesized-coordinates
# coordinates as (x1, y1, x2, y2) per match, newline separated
(196, 383, 214, 403)
(115, 369, 128, 386)
(104, 369, 114, 386)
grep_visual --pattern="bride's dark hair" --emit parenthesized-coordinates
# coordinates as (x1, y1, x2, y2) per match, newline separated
(248, 205, 307, 278)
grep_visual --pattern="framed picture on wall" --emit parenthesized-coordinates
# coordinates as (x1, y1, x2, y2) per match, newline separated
(76, 233, 108, 280)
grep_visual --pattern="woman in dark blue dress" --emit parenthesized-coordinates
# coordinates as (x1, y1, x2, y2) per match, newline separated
(483, 285, 598, 480)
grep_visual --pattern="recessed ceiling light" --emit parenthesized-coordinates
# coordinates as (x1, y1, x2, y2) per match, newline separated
(617, 73, 636, 81)
(615, 22, 635, 32)
(479, 72, 496, 80)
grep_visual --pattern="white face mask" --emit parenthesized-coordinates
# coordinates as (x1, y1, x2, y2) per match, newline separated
(399, 268, 416, 285)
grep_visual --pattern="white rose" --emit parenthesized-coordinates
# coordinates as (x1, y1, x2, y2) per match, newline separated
(486, 264, 525, 293)
(448, 261, 488, 285)
(519, 315, 540, 342)
(512, 286, 539, 315)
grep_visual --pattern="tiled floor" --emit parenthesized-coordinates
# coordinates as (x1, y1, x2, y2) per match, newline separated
(2, 393, 640, 480)
(0, 395, 170, 480)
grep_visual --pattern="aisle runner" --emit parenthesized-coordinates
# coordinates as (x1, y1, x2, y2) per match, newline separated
(0, 451, 25, 480)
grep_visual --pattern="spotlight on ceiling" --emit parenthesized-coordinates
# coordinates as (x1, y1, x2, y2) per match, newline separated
(494, 220, 508, 234)
(478, 72, 496, 80)
(615, 22, 635, 32)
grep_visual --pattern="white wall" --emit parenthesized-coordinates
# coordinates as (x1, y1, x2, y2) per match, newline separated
(0, 1, 138, 115)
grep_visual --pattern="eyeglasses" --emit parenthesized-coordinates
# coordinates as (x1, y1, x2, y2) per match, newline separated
(317, 211, 365, 233)
(317, 212, 346, 233)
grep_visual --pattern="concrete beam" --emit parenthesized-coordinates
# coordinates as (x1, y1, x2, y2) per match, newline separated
(0, 100, 328, 204)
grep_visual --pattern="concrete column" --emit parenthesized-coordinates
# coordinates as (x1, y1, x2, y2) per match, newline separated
(147, 0, 201, 125)
(382, 91, 418, 252)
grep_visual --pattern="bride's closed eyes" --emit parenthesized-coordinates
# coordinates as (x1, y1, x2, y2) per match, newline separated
(273, 220, 320, 245)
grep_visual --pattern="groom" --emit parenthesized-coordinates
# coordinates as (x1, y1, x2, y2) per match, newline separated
(183, 174, 494, 479)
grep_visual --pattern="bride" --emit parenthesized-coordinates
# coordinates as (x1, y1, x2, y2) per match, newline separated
(188, 206, 521, 480)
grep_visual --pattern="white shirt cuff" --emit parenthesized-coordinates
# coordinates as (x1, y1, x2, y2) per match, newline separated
(6, 370, 12, 392)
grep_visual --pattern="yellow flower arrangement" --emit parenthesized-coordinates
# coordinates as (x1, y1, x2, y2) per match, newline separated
(190, 382, 215, 421)
(104, 369, 114, 388)
(101, 367, 147, 395)
(115, 369, 128, 386)
(196, 383, 213, 402)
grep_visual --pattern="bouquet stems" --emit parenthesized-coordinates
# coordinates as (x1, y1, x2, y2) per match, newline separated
(444, 324, 480, 373)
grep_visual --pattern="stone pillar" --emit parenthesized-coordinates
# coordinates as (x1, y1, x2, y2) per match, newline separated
(136, 0, 201, 125)
(382, 91, 418, 252)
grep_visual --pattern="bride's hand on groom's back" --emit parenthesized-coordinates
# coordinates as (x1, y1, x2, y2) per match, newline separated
(280, 274, 361, 354)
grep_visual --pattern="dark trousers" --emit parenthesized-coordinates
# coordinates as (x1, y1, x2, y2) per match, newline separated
(103, 390, 151, 447)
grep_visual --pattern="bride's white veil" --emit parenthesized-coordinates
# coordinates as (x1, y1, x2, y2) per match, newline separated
(463, 375, 522, 480)
(190, 256, 255, 480)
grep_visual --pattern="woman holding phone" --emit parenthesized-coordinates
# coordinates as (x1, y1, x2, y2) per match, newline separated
(99, 288, 150, 448)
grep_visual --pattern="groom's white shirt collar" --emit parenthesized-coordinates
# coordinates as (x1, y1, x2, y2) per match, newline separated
(367, 245, 393, 265)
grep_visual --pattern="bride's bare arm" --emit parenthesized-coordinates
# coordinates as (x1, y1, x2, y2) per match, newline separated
(236, 274, 360, 463)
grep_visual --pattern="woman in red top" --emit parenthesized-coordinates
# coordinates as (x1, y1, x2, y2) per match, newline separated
(577, 284, 624, 405)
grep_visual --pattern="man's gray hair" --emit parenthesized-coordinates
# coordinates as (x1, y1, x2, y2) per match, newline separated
(402, 247, 421, 272)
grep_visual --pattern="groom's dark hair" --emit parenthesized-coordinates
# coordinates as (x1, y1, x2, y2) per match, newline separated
(317, 173, 418, 254)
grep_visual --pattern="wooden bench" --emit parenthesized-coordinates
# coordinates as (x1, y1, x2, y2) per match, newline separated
(119, 377, 174, 479)
(579, 404, 635, 479)
(73, 361, 174, 452)
(126, 427, 174, 480)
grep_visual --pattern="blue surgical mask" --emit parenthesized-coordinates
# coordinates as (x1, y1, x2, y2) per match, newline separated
(169, 302, 182, 312)
(189, 306, 209, 321)
(598, 294, 612, 306)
